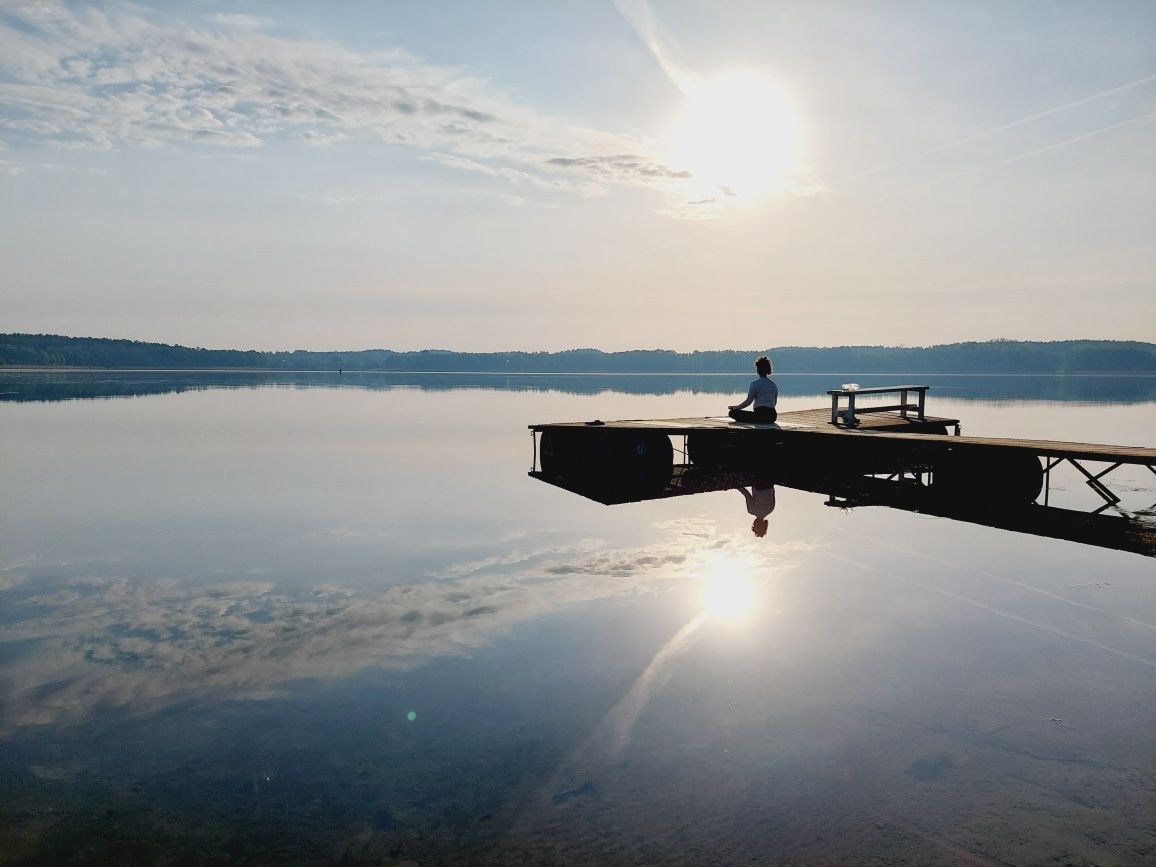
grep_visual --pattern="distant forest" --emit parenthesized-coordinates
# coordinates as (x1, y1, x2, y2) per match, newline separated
(3, 333, 1155, 374)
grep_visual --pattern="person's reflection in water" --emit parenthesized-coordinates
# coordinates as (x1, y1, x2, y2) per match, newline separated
(737, 484, 776, 537)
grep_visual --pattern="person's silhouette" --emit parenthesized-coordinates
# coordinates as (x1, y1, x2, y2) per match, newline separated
(728, 355, 778, 423)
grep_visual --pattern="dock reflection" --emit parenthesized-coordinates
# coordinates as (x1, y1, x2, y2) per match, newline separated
(530, 460, 1156, 558)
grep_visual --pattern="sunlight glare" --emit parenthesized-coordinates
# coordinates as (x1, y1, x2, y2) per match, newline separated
(671, 70, 801, 200)
(702, 555, 760, 622)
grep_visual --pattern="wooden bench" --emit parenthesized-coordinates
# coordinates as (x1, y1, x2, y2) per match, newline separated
(828, 385, 929, 427)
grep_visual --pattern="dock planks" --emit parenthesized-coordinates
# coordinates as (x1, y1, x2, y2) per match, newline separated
(530, 409, 1156, 466)
(532, 407, 957, 434)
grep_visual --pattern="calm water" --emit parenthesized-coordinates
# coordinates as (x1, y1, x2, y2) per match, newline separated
(1, 372, 1154, 865)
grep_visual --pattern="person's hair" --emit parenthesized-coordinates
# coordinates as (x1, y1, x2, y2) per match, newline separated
(755, 356, 773, 377)
(752, 517, 769, 538)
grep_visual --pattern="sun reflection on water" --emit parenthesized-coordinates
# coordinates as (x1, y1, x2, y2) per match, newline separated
(701, 553, 762, 623)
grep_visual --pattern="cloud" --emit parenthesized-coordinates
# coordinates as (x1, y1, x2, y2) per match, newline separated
(0, 3, 501, 153)
(835, 72, 1156, 187)
(423, 152, 602, 196)
(612, 0, 700, 98)
(0, 156, 103, 176)
(210, 13, 274, 30)
(654, 200, 724, 221)
(0, 570, 29, 591)
(0, 1, 719, 216)
(546, 154, 692, 182)
(296, 129, 347, 146)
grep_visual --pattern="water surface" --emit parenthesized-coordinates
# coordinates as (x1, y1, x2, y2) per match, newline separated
(1, 372, 1154, 865)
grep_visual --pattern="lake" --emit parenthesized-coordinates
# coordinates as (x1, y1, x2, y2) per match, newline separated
(1, 371, 1154, 865)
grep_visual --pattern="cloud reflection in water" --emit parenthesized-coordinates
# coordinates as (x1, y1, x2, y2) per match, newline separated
(0, 519, 810, 734)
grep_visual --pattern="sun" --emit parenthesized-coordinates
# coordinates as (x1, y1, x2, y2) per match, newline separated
(671, 70, 801, 200)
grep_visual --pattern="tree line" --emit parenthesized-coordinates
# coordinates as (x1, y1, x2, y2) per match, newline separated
(5, 370, 1155, 404)
(2, 333, 1154, 373)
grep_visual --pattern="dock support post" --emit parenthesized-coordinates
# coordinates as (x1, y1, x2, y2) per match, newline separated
(1039, 457, 1156, 512)
(1067, 459, 1123, 506)
(1042, 457, 1064, 507)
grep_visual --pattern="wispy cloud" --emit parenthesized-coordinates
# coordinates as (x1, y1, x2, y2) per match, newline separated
(975, 109, 1156, 173)
(612, 0, 701, 98)
(838, 108, 1156, 217)
(422, 152, 601, 196)
(0, 1, 717, 214)
(546, 154, 691, 182)
(837, 72, 1156, 186)
(209, 13, 274, 31)
(0, 156, 104, 176)
(0, 3, 505, 152)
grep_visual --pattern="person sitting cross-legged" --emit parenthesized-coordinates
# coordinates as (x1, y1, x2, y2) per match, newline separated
(728, 355, 778, 423)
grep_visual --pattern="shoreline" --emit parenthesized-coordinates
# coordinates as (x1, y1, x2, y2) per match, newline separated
(3, 367, 1156, 378)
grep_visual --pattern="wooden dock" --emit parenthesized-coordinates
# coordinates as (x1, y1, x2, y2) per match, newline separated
(533, 408, 1156, 465)
(532, 406, 959, 435)
(530, 395, 1156, 511)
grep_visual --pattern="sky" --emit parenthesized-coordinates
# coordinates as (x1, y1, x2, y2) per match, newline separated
(0, 0, 1153, 352)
